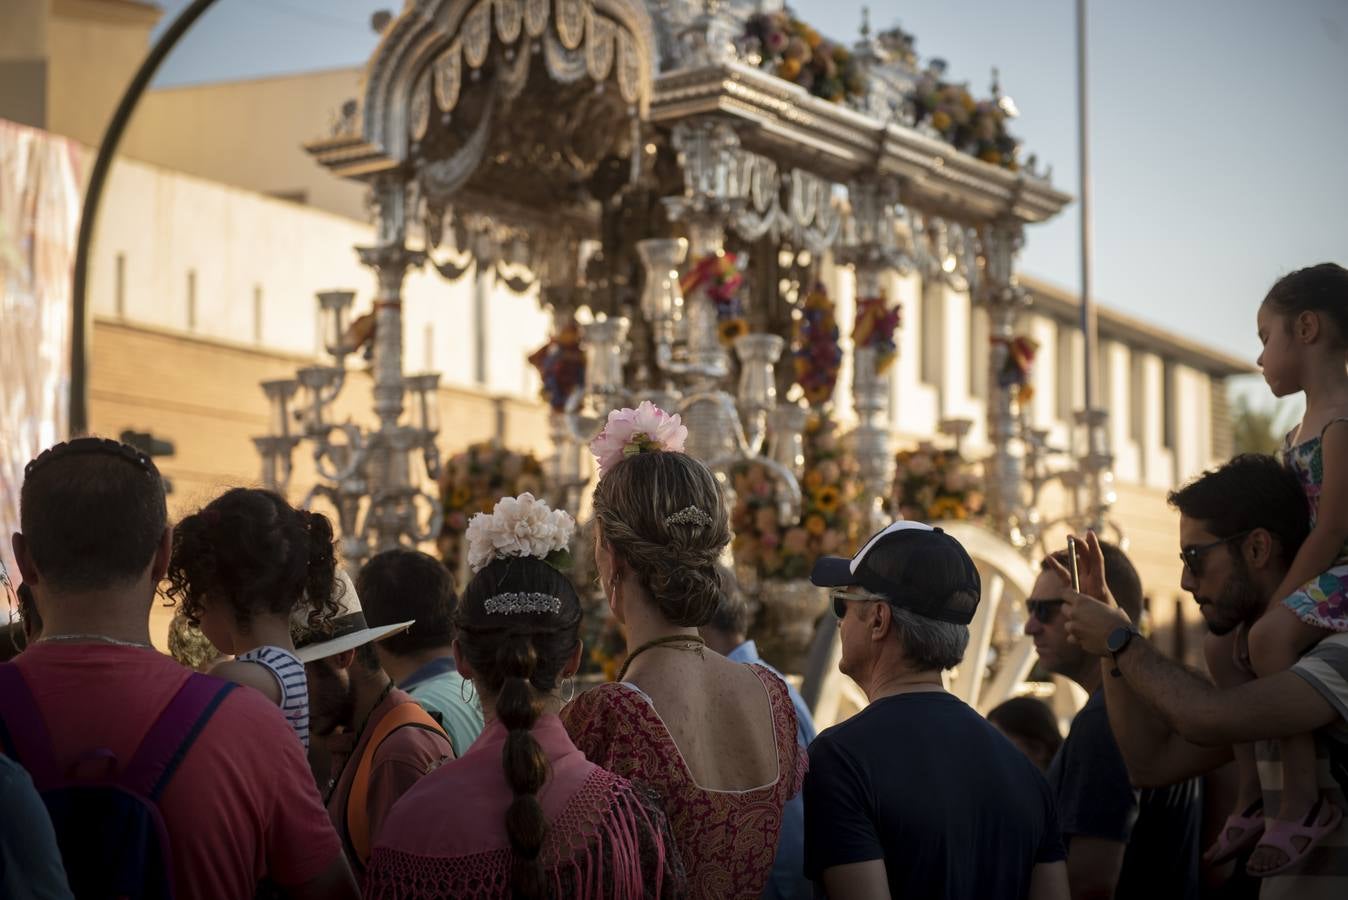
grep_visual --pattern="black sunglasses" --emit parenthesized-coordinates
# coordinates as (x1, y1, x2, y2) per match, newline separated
(1179, 530, 1253, 579)
(831, 589, 884, 620)
(1026, 599, 1064, 624)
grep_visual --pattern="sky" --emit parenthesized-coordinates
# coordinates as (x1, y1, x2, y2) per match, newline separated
(147, 0, 1348, 417)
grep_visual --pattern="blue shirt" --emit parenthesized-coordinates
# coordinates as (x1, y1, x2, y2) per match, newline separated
(398, 657, 485, 758)
(728, 640, 816, 900)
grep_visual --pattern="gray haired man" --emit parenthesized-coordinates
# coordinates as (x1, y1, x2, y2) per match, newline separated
(803, 521, 1068, 900)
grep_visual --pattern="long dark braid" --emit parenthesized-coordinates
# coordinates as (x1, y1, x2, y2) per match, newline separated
(456, 557, 583, 899)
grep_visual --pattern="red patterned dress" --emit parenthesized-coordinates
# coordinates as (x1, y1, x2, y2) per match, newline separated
(562, 665, 807, 899)
(365, 715, 684, 899)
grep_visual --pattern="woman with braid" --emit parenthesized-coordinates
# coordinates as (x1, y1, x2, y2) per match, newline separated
(365, 493, 685, 899)
(562, 404, 807, 899)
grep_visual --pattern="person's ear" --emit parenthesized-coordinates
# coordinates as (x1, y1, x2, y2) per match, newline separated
(1297, 310, 1321, 344)
(12, 533, 38, 585)
(333, 648, 357, 671)
(451, 639, 474, 680)
(564, 640, 584, 678)
(150, 526, 172, 583)
(1245, 528, 1274, 569)
(871, 601, 893, 642)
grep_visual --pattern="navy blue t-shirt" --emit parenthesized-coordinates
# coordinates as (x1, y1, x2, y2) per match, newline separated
(803, 691, 1066, 899)
(1047, 689, 1201, 900)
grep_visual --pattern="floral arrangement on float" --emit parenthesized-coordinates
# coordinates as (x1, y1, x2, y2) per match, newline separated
(993, 334, 1040, 404)
(527, 318, 586, 412)
(732, 415, 862, 581)
(911, 61, 1021, 170)
(793, 282, 843, 405)
(852, 293, 902, 373)
(437, 442, 546, 572)
(740, 9, 866, 104)
(892, 443, 985, 522)
(681, 252, 749, 345)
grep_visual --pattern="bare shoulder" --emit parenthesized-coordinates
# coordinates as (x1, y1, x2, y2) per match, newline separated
(209, 658, 284, 705)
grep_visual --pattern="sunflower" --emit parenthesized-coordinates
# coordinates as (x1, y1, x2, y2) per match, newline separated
(931, 110, 952, 132)
(813, 485, 841, 514)
(448, 486, 471, 509)
(804, 514, 827, 536)
(718, 318, 749, 345)
(928, 496, 968, 520)
(803, 469, 824, 490)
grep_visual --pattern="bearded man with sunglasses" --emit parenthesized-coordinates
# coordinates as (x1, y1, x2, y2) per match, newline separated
(1063, 454, 1348, 899)
(802, 521, 1069, 900)
(1026, 541, 1202, 900)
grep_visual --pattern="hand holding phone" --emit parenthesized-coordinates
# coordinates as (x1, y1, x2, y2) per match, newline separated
(1066, 536, 1081, 592)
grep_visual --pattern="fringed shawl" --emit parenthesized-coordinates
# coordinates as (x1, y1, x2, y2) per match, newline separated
(365, 714, 685, 899)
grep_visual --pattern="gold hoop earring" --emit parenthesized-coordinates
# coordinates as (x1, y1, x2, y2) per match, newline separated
(561, 677, 575, 704)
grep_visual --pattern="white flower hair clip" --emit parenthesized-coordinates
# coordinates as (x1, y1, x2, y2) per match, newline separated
(589, 400, 689, 477)
(465, 492, 576, 574)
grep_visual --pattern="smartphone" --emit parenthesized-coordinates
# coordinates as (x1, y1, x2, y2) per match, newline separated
(1066, 537, 1081, 591)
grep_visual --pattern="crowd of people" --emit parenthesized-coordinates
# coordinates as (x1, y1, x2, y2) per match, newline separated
(0, 261, 1344, 899)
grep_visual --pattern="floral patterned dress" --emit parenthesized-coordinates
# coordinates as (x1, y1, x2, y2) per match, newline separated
(1281, 418, 1348, 630)
(562, 665, 807, 900)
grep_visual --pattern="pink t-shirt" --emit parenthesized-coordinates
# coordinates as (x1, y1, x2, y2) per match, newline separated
(13, 642, 343, 898)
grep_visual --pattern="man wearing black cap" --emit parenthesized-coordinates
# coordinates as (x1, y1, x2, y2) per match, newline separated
(804, 521, 1069, 900)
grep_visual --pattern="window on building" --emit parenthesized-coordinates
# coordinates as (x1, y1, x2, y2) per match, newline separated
(1098, 340, 1113, 414)
(186, 269, 197, 332)
(920, 279, 942, 386)
(969, 299, 988, 400)
(1056, 323, 1074, 420)
(252, 285, 263, 345)
(1162, 361, 1177, 450)
(1129, 350, 1145, 442)
(115, 253, 126, 318)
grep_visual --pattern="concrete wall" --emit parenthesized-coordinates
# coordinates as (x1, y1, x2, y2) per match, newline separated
(122, 68, 369, 222)
(0, 0, 51, 130)
(46, 0, 160, 147)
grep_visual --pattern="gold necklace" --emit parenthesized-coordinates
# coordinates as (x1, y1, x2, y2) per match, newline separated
(616, 634, 706, 683)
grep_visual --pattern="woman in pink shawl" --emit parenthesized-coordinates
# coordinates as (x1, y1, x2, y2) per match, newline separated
(365, 495, 684, 899)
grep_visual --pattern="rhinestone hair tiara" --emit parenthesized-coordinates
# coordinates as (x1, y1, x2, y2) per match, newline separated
(664, 506, 714, 529)
(483, 592, 563, 616)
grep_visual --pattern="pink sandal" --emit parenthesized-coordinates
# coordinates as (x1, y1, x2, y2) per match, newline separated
(1247, 798, 1344, 877)
(1203, 800, 1265, 865)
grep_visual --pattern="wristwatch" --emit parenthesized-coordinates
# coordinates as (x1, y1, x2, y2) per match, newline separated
(1106, 625, 1141, 677)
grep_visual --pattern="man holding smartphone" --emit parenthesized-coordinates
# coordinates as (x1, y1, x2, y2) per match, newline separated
(1027, 540, 1202, 900)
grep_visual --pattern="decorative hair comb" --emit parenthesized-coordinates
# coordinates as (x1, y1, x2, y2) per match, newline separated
(664, 506, 713, 529)
(483, 592, 563, 616)
(465, 492, 575, 574)
(589, 400, 689, 477)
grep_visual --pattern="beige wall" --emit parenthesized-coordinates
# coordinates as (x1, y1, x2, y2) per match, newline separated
(122, 67, 369, 221)
(0, 0, 51, 129)
(46, 0, 160, 147)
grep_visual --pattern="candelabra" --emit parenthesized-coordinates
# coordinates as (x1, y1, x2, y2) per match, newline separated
(1018, 407, 1120, 554)
(252, 288, 444, 570)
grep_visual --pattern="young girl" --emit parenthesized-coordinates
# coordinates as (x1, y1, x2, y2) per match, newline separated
(1220, 263, 1348, 876)
(165, 488, 342, 747)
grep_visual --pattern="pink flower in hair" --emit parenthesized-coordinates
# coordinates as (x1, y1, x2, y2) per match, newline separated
(589, 400, 689, 477)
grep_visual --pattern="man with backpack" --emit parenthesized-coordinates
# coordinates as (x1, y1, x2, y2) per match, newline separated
(297, 583, 454, 879)
(1, 438, 358, 899)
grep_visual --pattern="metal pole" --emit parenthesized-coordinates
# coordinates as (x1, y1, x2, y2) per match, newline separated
(69, 0, 222, 436)
(1076, 0, 1098, 413)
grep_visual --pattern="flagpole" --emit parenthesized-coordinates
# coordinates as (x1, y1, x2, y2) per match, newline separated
(1077, 0, 1097, 415)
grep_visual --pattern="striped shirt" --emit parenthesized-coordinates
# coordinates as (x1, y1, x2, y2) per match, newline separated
(1256, 632, 1348, 899)
(236, 645, 310, 749)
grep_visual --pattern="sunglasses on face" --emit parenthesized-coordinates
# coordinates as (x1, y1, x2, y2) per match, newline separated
(1026, 599, 1064, 624)
(831, 589, 884, 620)
(1179, 530, 1253, 579)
